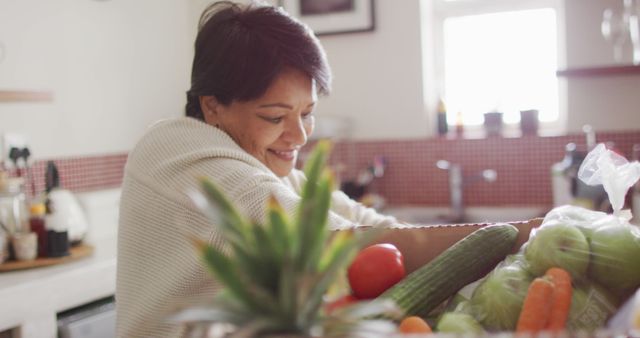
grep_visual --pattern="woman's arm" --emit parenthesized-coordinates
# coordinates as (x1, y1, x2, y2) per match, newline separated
(284, 169, 396, 230)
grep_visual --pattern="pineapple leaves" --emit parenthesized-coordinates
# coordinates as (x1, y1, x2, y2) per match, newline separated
(267, 196, 291, 260)
(194, 239, 266, 312)
(295, 140, 333, 272)
(303, 170, 333, 273)
(185, 140, 387, 335)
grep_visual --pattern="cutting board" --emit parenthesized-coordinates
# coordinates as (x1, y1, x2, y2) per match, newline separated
(0, 244, 94, 272)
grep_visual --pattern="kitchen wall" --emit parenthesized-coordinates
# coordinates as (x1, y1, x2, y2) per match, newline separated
(0, 0, 191, 158)
(1, 0, 639, 159)
(563, 0, 640, 132)
(316, 1, 428, 140)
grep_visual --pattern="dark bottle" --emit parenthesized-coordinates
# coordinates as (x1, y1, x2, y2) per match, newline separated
(44, 197, 70, 257)
(436, 98, 448, 136)
(44, 160, 70, 257)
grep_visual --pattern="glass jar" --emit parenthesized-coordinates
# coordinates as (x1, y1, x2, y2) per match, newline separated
(0, 176, 29, 261)
(0, 177, 29, 234)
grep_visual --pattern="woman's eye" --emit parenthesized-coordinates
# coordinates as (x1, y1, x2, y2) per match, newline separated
(302, 111, 314, 119)
(261, 116, 283, 124)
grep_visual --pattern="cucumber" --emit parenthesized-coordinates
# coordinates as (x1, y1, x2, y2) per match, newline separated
(378, 223, 519, 318)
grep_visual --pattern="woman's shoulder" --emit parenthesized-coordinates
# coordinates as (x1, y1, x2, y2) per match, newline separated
(143, 117, 216, 139)
(132, 117, 239, 157)
(125, 117, 268, 178)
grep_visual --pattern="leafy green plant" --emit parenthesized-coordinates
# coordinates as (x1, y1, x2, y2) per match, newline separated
(171, 141, 398, 337)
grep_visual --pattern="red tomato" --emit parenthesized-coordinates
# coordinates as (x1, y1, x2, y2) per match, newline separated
(347, 243, 405, 299)
(324, 294, 358, 314)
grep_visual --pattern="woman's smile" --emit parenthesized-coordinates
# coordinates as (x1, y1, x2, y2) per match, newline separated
(269, 148, 298, 162)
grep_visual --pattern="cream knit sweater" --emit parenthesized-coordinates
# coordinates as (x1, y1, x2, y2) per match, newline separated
(116, 117, 396, 338)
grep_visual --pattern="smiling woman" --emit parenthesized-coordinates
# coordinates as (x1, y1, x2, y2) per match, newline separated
(115, 2, 398, 338)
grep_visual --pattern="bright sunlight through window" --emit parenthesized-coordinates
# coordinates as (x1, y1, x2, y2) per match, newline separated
(443, 8, 559, 126)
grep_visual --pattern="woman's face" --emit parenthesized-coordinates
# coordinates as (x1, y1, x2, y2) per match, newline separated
(201, 68, 317, 177)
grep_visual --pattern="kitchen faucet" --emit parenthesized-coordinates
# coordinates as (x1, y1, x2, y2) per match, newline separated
(436, 160, 497, 223)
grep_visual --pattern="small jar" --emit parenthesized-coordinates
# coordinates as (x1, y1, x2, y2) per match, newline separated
(11, 232, 37, 261)
(46, 230, 69, 257)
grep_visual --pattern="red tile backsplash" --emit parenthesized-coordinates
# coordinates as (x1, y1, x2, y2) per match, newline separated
(322, 130, 640, 208)
(3, 130, 639, 208)
(3, 153, 127, 199)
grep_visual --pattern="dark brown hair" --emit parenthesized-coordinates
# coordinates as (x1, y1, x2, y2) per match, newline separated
(185, 1, 332, 120)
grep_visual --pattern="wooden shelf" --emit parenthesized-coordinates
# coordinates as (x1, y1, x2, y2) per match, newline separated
(0, 90, 53, 103)
(556, 64, 640, 77)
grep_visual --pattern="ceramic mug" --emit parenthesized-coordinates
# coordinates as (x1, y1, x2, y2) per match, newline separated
(520, 109, 539, 135)
(483, 111, 504, 137)
(12, 232, 37, 261)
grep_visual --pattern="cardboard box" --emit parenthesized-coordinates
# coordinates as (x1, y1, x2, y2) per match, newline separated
(377, 218, 543, 274)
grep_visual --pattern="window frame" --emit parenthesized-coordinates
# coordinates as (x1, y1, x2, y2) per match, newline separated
(425, 0, 568, 137)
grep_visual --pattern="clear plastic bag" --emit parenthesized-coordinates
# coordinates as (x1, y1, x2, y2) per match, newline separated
(578, 143, 640, 217)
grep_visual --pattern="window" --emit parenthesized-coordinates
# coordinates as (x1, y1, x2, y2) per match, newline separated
(428, 0, 565, 132)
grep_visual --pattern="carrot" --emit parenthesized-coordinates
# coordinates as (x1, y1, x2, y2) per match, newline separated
(399, 316, 432, 334)
(516, 277, 554, 333)
(545, 267, 573, 331)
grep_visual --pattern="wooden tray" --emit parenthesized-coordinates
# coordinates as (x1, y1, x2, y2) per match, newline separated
(0, 244, 94, 272)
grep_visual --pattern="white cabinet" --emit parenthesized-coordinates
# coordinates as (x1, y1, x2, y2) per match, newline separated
(0, 237, 116, 337)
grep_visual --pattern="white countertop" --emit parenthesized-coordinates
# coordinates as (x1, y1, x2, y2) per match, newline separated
(0, 236, 117, 337)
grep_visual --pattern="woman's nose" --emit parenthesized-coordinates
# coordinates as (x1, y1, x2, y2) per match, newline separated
(284, 117, 308, 146)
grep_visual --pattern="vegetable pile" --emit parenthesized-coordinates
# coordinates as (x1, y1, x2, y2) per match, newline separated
(432, 205, 640, 335)
(327, 204, 640, 336)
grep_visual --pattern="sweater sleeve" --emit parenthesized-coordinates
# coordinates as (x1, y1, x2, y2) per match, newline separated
(215, 162, 357, 230)
(283, 169, 397, 230)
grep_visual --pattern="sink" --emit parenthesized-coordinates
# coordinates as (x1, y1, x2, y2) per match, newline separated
(383, 205, 547, 226)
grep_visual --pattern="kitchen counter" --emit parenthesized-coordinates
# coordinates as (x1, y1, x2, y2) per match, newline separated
(0, 188, 120, 338)
(0, 236, 116, 337)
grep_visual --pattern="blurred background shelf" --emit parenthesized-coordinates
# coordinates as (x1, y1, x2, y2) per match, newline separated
(556, 65, 640, 77)
(0, 90, 53, 103)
